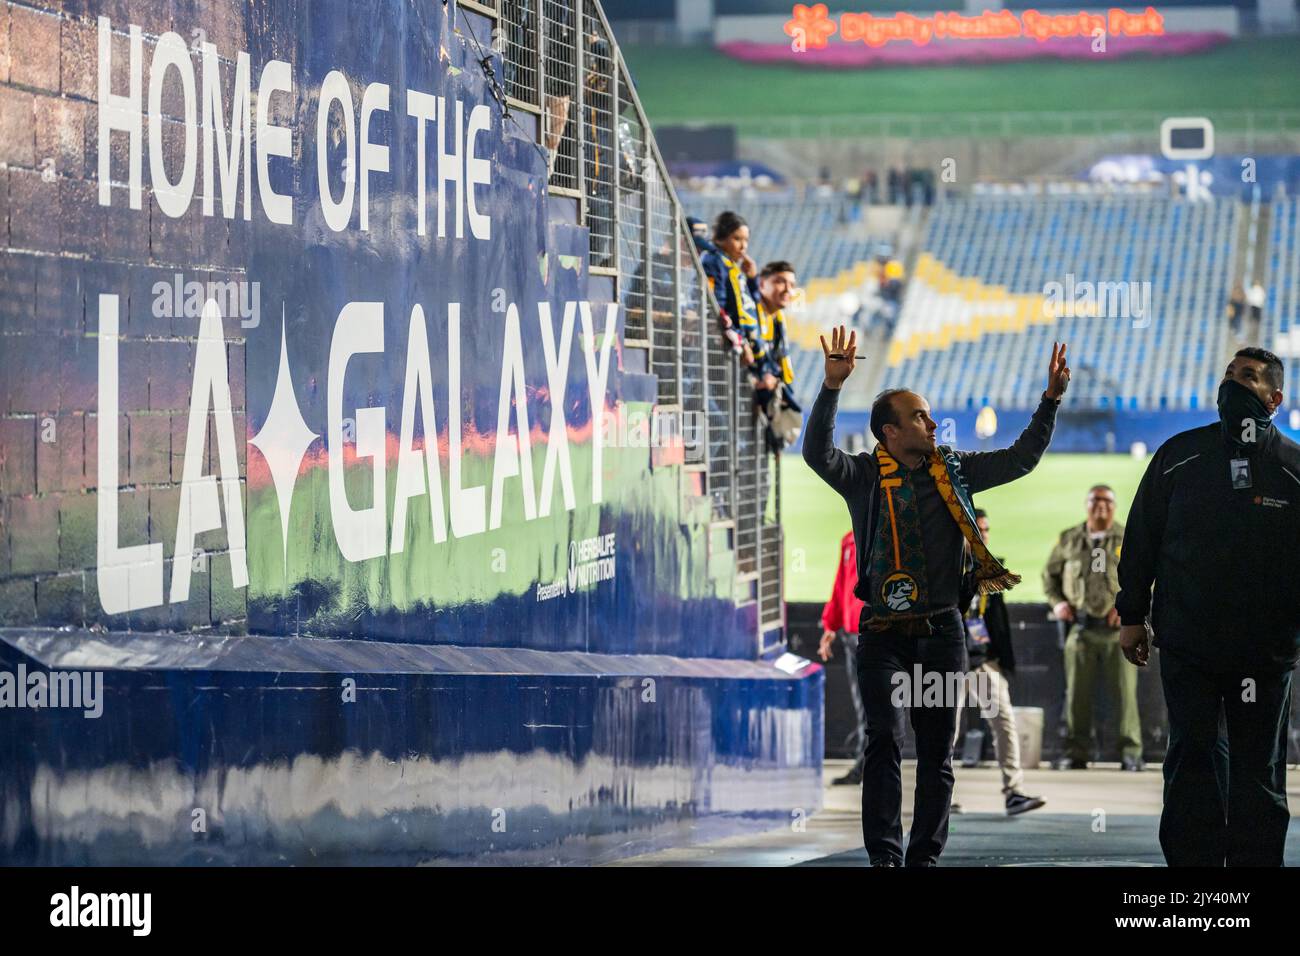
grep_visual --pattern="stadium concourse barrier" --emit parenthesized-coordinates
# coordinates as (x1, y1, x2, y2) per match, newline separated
(0, 0, 816, 864)
(789, 601, 1300, 767)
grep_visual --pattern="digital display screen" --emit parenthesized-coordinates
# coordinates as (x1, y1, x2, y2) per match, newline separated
(1169, 127, 1207, 150)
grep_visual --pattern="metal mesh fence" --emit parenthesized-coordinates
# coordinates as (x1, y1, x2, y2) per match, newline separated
(542, 0, 579, 191)
(501, 0, 539, 106)
(615, 56, 647, 340)
(581, 6, 615, 268)
(679, 252, 707, 466)
(759, 460, 783, 634)
(647, 162, 679, 407)
(733, 389, 761, 577)
(487, 0, 779, 639)
(705, 296, 734, 521)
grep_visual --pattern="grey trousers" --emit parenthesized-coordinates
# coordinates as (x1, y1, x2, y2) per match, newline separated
(952, 659, 1024, 795)
(842, 630, 866, 773)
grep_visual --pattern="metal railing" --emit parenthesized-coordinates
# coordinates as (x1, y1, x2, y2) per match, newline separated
(706, 297, 737, 523)
(733, 389, 761, 578)
(500, 0, 539, 106)
(759, 492, 785, 648)
(541, 0, 581, 191)
(582, 4, 616, 266)
(647, 163, 680, 406)
(735, 109, 1300, 142)
(493, 0, 781, 646)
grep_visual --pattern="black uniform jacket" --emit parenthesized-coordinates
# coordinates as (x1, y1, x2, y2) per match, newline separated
(1116, 421, 1300, 672)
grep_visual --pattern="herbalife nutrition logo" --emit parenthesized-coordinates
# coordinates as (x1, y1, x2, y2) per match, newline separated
(538, 532, 617, 602)
(568, 532, 617, 591)
(1, 664, 104, 719)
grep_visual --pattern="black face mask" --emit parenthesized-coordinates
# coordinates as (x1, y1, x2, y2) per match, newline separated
(1217, 379, 1274, 451)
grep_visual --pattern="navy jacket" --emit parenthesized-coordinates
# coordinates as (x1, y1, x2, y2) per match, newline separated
(802, 385, 1058, 630)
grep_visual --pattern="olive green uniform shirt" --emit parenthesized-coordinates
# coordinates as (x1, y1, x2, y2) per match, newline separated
(1042, 521, 1125, 620)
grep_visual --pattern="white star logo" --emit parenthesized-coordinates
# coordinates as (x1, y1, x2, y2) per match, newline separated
(249, 308, 319, 571)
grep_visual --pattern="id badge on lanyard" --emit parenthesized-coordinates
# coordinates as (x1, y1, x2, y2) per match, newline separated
(1230, 457, 1252, 490)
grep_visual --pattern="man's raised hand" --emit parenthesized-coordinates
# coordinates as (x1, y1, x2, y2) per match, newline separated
(821, 325, 858, 390)
(1046, 341, 1071, 400)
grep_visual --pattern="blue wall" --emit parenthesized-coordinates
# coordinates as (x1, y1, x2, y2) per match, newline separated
(0, 630, 823, 865)
(0, 0, 820, 864)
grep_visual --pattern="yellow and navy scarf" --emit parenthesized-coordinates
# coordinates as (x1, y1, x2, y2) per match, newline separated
(755, 301, 794, 385)
(867, 445, 1019, 632)
(723, 256, 757, 329)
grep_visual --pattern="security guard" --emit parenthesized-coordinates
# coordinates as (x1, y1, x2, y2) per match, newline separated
(1042, 486, 1142, 770)
(1118, 348, 1300, 867)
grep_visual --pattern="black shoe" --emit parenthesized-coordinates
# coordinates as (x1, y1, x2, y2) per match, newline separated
(870, 857, 901, 867)
(1005, 792, 1046, 815)
(1121, 755, 1146, 772)
(905, 860, 937, 867)
(831, 770, 862, 786)
(1055, 756, 1088, 770)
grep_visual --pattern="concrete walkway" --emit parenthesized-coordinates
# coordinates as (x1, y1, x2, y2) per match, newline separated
(611, 759, 1300, 866)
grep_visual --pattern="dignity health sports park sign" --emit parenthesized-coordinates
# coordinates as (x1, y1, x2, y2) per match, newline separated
(719, 4, 1228, 68)
(1, 3, 729, 656)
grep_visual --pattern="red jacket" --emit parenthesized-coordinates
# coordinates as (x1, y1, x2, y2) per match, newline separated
(821, 531, 865, 634)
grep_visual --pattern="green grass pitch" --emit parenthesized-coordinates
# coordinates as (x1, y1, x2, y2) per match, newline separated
(781, 451, 1152, 606)
(621, 37, 1300, 131)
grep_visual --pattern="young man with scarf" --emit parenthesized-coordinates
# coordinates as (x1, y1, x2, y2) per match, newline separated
(803, 326, 1069, 867)
(752, 261, 800, 412)
(1117, 347, 1300, 867)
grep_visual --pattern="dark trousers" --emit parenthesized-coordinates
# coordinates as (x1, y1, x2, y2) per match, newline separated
(856, 608, 967, 866)
(841, 631, 866, 776)
(1159, 649, 1292, 866)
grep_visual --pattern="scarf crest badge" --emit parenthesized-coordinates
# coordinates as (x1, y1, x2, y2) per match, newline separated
(868, 444, 1020, 631)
